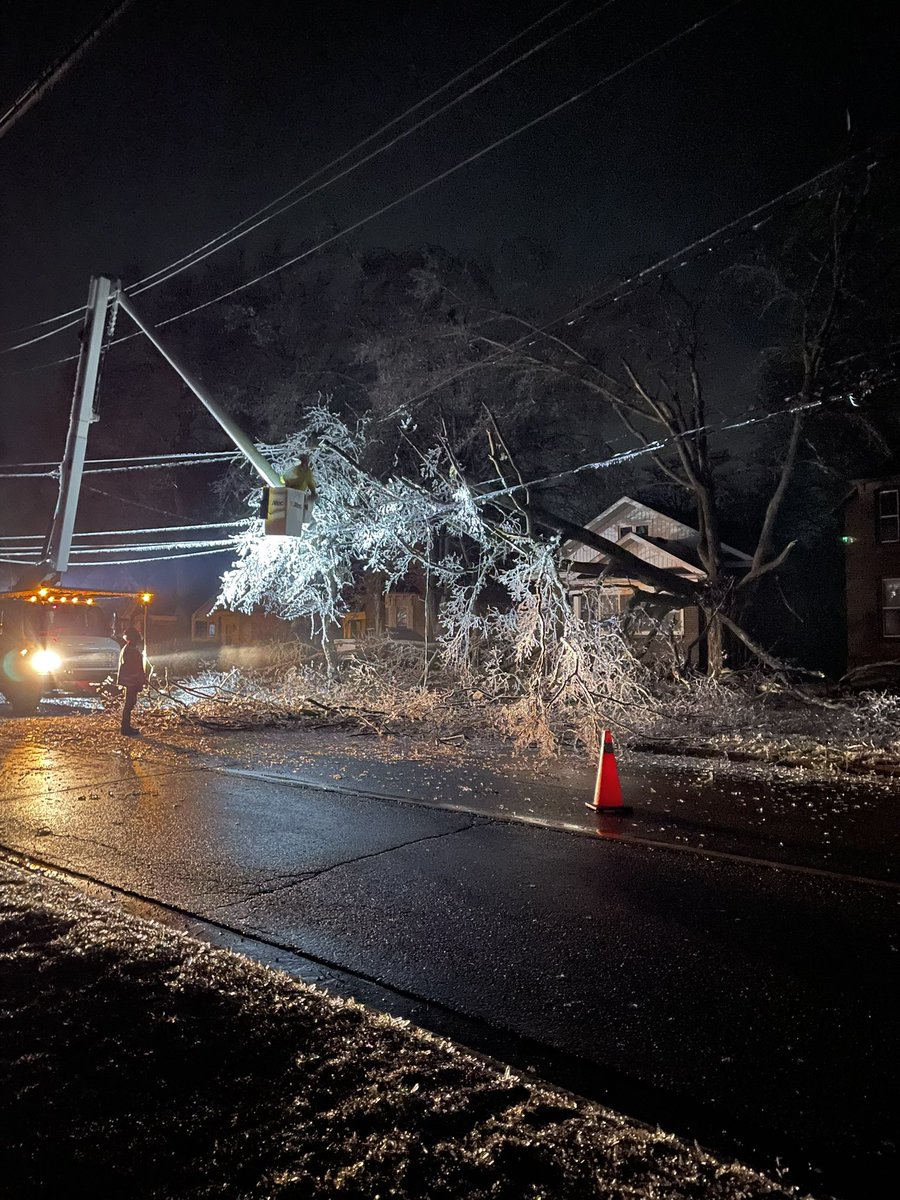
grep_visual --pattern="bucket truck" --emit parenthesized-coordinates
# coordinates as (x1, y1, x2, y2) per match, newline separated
(0, 275, 293, 714)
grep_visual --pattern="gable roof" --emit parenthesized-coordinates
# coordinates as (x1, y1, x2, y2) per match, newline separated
(561, 495, 750, 566)
(618, 532, 705, 577)
(564, 532, 705, 584)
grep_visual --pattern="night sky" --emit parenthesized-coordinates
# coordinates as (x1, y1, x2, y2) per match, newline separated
(1, 0, 895, 457)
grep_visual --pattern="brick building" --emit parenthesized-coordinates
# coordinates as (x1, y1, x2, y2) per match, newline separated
(843, 477, 900, 670)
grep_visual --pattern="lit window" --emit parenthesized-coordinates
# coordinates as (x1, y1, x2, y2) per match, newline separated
(882, 579, 900, 638)
(877, 489, 899, 543)
(208, 623, 216, 639)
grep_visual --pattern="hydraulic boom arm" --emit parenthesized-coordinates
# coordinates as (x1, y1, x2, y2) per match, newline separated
(18, 274, 281, 590)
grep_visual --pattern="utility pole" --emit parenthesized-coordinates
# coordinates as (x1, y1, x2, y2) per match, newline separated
(16, 273, 285, 590)
(27, 275, 118, 587)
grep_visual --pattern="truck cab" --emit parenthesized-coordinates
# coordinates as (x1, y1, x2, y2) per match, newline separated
(0, 587, 150, 715)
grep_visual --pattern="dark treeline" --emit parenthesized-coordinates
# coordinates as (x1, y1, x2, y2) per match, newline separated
(6, 154, 899, 672)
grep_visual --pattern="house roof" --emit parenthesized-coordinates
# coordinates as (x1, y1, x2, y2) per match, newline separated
(566, 532, 704, 583)
(638, 534, 749, 571)
(620, 533, 705, 576)
(192, 596, 220, 620)
(561, 495, 750, 567)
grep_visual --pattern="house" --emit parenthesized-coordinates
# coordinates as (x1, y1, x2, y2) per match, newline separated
(191, 598, 292, 647)
(843, 476, 900, 672)
(339, 576, 428, 642)
(118, 600, 181, 653)
(560, 496, 751, 663)
(335, 588, 427, 656)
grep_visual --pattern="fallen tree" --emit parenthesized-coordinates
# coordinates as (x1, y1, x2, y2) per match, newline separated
(212, 402, 818, 752)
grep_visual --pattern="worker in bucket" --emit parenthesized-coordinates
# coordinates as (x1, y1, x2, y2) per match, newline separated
(280, 447, 318, 501)
(117, 625, 149, 736)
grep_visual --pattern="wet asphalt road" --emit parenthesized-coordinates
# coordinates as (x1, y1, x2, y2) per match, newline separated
(0, 724, 897, 1199)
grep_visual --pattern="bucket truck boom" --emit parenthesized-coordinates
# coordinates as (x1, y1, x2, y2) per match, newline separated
(15, 274, 283, 592)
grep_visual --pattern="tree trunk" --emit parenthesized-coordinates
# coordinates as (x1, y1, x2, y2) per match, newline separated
(425, 581, 441, 642)
(366, 570, 386, 635)
(705, 611, 724, 677)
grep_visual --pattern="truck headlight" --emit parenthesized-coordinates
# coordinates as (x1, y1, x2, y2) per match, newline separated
(30, 649, 62, 674)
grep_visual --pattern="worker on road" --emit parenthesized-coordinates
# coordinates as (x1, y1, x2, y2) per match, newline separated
(117, 626, 148, 736)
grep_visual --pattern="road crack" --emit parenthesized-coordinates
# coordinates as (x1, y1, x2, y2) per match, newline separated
(212, 816, 484, 908)
(25, 828, 128, 859)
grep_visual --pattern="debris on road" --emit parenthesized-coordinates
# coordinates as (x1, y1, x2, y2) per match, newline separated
(139, 647, 900, 782)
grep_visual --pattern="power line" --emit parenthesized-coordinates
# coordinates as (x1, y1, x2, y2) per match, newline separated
(0, 455, 243, 479)
(80, 460, 230, 475)
(83, 485, 187, 521)
(0, 304, 87, 340)
(68, 538, 235, 554)
(0, 546, 233, 567)
(473, 389, 862, 508)
(115, 2, 748, 347)
(127, 1, 620, 300)
(14, 0, 745, 370)
(128, 0, 588, 292)
(1, 0, 581, 342)
(77, 520, 249, 538)
(0, 316, 85, 356)
(0, 520, 249, 542)
(18, 137, 884, 391)
(386, 143, 892, 420)
(0, 0, 137, 141)
(0, 539, 236, 556)
(0, 450, 239, 471)
(0, 469, 59, 479)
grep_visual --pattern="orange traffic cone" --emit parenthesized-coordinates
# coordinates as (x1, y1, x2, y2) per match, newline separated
(586, 729, 633, 814)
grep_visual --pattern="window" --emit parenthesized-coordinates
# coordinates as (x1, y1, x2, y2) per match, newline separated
(629, 605, 684, 637)
(28, 609, 112, 638)
(618, 523, 649, 539)
(618, 526, 632, 539)
(882, 579, 900, 638)
(342, 612, 366, 639)
(580, 590, 629, 622)
(877, 489, 899, 543)
(208, 622, 217, 639)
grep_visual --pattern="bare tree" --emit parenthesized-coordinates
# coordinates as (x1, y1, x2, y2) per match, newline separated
(429, 169, 895, 674)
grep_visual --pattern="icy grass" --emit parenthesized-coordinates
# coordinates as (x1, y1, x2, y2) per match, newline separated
(150, 642, 900, 777)
(0, 862, 809, 1200)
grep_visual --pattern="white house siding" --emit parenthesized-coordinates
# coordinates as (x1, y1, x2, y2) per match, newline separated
(565, 501, 697, 564)
(594, 512, 695, 546)
(627, 544, 676, 570)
